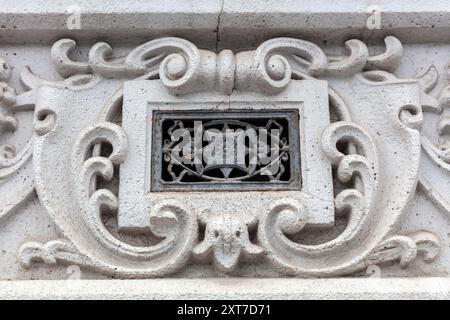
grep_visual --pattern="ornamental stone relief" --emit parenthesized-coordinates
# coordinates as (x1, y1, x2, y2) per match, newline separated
(0, 9, 449, 284)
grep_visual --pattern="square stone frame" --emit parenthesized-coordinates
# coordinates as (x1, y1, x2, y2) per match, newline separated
(118, 80, 334, 231)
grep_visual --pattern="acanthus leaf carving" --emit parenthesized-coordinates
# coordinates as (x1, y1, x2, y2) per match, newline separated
(417, 59, 450, 219)
(363, 232, 440, 269)
(19, 239, 93, 269)
(0, 56, 36, 224)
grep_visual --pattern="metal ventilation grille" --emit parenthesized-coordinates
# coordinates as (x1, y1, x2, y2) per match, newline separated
(151, 110, 301, 191)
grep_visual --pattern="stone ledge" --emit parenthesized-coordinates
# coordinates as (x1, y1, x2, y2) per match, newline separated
(0, 278, 449, 300)
(0, 0, 449, 45)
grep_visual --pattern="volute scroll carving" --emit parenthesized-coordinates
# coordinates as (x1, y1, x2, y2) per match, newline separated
(0, 35, 445, 278)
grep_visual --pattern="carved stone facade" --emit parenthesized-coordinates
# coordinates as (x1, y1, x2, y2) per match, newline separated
(0, 0, 449, 298)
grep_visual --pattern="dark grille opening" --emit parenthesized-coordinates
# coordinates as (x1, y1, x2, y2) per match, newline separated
(151, 110, 301, 192)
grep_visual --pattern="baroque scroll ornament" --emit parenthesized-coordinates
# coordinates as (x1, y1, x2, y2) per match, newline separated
(0, 35, 447, 277)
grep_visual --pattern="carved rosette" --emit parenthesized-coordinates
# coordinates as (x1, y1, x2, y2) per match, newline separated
(0, 36, 442, 277)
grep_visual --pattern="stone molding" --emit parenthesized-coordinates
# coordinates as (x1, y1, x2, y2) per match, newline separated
(1, 278, 450, 300)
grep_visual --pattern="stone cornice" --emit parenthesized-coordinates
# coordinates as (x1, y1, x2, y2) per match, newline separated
(0, 1, 450, 45)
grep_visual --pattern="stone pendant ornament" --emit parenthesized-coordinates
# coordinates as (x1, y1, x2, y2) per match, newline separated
(1, 34, 448, 279)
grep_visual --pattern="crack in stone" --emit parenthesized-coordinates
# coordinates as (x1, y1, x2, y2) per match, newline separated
(215, 0, 225, 53)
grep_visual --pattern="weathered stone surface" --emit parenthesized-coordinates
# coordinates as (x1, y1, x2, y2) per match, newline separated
(0, 0, 449, 299)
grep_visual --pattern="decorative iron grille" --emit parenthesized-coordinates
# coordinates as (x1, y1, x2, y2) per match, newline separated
(151, 110, 301, 191)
